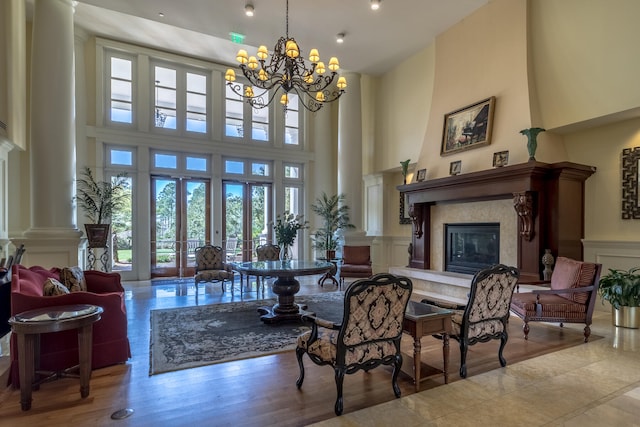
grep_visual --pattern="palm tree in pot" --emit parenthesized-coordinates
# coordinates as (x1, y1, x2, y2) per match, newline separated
(76, 167, 129, 248)
(310, 193, 355, 260)
(599, 267, 640, 329)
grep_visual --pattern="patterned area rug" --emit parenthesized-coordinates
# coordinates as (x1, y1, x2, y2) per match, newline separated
(149, 293, 344, 375)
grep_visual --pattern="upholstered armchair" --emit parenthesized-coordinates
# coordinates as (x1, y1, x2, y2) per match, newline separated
(422, 264, 520, 378)
(253, 243, 280, 293)
(339, 245, 372, 288)
(510, 256, 602, 343)
(295, 273, 412, 415)
(194, 245, 235, 301)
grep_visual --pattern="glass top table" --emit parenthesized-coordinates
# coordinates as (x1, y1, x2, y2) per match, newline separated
(232, 260, 333, 324)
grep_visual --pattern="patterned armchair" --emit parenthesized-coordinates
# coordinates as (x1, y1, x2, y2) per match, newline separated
(423, 264, 520, 378)
(253, 243, 280, 293)
(194, 245, 235, 301)
(510, 257, 602, 343)
(295, 273, 412, 416)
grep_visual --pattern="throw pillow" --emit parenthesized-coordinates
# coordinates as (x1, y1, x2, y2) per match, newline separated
(43, 278, 70, 296)
(550, 257, 581, 295)
(60, 266, 87, 292)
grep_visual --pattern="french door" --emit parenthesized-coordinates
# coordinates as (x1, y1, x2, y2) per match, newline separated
(151, 176, 210, 277)
(222, 181, 272, 262)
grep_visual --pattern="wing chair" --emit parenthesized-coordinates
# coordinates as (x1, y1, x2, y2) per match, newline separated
(510, 256, 602, 342)
(339, 245, 372, 288)
(194, 245, 235, 302)
(422, 264, 520, 378)
(295, 273, 412, 415)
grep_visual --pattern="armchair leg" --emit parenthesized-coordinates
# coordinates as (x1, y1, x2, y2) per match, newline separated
(295, 348, 305, 389)
(583, 324, 591, 343)
(334, 368, 345, 416)
(498, 332, 508, 367)
(523, 321, 530, 340)
(459, 340, 468, 379)
(392, 354, 402, 398)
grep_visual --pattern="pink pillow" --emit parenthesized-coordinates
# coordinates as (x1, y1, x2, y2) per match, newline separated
(550, 257, 581, 292)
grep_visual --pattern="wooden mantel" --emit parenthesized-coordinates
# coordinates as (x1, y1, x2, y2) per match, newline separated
(397, 161, 596, 281)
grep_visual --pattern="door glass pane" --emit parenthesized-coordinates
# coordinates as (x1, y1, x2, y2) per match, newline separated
(224, 183, 244, 262)
(153, 178, 177, 271)
(112, 176, 133, 272)
(251, 185, 270, 260)
(185, 180, 207, 267)
(284, 186, 301, 259)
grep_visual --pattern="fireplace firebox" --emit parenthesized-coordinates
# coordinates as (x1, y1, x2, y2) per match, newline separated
(445, 223, 499, 275)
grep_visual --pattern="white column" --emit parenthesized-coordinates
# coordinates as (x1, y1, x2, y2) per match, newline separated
(17, 0, 82, 268)
(337, 72, 366, 237)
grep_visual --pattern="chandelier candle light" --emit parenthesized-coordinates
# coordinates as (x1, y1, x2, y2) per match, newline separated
(225, 0, 347, 112)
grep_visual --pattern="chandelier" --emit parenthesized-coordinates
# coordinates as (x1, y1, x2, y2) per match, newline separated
(224, 0, 347, 112)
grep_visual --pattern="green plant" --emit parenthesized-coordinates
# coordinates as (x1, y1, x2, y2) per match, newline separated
(599, 267, 640, 309)
(76, 167, 129, 224)
(310, 193, 355, 253)
(273, 211, 308, 246)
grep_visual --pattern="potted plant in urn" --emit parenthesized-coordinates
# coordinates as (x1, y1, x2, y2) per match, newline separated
(310, 192, 355, 260)
(273, 211, 308, 263)
(598, 267, 640, 329)
(76, 167, 129, 248)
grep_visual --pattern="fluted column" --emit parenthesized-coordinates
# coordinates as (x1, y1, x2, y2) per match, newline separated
(16, 0, 82, 267)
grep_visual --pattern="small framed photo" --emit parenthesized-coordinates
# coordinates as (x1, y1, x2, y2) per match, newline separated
(416, 169, 426, 182)
(493, 150, 509, 167)
(449, 161, 461, 175)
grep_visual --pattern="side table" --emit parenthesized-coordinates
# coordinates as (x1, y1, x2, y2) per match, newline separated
(317, 258, 340, 287)
(402, 301, 452, 391)
(9, 304, 104, 410)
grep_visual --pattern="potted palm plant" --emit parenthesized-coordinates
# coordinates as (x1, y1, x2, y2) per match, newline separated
(310, 193, 355, 260)
(598, 267, 640, 328)
(76, 167, 128, 248)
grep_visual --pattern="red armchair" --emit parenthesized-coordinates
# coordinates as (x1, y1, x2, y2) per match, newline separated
(9, 265, 131, 387)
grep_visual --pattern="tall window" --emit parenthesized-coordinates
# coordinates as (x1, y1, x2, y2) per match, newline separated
(109, 56, 133, 124)
(154, 66, 176, 129)
(225, 83, 270, 142)
(186, 73, 207, 133)
(284, 93, 300, 146)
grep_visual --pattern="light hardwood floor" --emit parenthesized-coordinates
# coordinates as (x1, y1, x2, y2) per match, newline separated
(0, 276, 638, 426)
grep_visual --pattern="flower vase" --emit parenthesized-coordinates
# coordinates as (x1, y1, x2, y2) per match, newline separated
(279, 244, 293, 264)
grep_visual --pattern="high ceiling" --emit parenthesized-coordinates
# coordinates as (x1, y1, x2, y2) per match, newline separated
(70, 0, 488, 76)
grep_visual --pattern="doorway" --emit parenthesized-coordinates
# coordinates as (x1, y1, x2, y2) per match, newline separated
(151, 176, 210, 277)
(222, 181, 272, 262)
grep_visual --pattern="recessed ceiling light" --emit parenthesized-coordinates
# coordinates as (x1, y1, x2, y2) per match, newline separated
(245, 4, 254, 17)
(336, 33, 345, 44)
(370, 0, 381, 11)
(158, 12, 164, 18)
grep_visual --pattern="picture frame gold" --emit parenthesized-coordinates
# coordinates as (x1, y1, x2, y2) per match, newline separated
(441, 96, 496, 156)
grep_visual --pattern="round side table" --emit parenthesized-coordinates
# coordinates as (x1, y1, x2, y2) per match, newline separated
(9, 304, 103, 411)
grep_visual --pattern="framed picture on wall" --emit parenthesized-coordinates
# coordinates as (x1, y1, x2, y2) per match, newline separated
(441, 96, 496, 156)
(450, 161, 461, 175)
(416, 169, 427, 182)
(493, 150, 509, 167)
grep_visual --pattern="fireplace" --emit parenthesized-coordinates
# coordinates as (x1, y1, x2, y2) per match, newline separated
(445, 223, 499, 275)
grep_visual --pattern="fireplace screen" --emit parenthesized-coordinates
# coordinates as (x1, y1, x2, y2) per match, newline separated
(445, 223, 499, 275)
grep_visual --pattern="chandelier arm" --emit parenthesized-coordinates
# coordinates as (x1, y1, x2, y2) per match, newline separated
(291, 87, 323, 112)
(226, 82, 271, 101)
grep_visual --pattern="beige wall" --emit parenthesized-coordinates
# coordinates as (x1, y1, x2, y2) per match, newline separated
(372, 0, 640, 248)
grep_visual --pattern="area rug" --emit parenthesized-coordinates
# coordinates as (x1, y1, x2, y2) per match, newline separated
(149, 293, 344, 375)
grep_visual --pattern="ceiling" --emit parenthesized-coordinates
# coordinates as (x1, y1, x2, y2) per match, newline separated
(69, 0, 488, 76)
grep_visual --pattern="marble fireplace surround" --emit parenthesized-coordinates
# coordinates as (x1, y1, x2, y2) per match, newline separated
(397, 161, 596, 282)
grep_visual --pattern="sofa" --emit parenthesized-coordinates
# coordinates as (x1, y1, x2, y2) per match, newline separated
(9, 265, 131, 387)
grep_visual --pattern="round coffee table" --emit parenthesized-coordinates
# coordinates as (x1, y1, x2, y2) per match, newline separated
(9, 304, 103, 410)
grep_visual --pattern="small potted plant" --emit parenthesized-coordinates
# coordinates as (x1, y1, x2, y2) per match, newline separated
(273, 211, 308, 263)
(310, 193, 355, 260)
(598, 267, 640, 328)
(76, 167, 129, 248)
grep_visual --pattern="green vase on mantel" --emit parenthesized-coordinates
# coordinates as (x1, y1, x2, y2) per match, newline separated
(520, 127, 546, 161)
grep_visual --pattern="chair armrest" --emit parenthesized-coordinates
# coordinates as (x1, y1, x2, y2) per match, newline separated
(532, 285, 595, 296)
(300, 314, 341, 347)
(84, 270, 124, 293)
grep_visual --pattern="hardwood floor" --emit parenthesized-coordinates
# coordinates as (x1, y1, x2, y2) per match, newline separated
(0, 275, 588, 427)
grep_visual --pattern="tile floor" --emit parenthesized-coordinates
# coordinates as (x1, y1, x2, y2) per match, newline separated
(309, 305, 640, 427)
